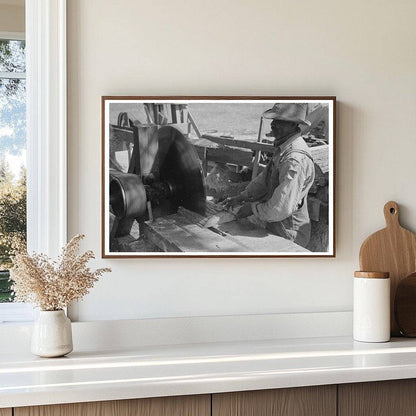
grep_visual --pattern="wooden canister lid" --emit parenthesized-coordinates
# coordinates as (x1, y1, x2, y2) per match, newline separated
(354, 271, 390, 279)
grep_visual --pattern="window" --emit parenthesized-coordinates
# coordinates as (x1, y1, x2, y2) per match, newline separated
(0, 0, 67, 324)
(0, 34, 26, 307)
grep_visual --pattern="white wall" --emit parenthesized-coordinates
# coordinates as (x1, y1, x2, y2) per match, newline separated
(67, 0, 416, 322)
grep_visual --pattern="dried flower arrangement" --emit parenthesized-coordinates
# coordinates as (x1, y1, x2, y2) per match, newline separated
(10, 234, 111, 311)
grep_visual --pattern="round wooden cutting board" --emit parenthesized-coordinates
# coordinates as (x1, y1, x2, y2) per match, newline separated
(359, 201, 416, 336)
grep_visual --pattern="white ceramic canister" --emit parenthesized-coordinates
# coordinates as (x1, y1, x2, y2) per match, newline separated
(353, 271, 390, 342)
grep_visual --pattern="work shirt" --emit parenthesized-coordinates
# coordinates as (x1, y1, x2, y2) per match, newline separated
(241, 133, 315, 247)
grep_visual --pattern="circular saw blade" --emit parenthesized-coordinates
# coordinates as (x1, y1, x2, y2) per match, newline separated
(157, 126, 206, 216)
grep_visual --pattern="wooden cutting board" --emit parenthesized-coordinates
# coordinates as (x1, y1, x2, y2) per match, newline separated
(359, 201, 416, 335)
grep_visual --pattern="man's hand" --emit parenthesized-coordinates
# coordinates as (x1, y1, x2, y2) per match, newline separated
(236, 202, 253, 219)
(221, 194, 245, 210)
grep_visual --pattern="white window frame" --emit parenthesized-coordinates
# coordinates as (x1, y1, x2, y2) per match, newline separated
(0, 0, 67, 323)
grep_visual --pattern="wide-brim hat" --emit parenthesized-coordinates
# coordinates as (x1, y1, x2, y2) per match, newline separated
(262, 103, 311, 126)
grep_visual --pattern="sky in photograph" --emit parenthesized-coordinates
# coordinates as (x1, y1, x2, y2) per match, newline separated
(109, 102, 274, 140)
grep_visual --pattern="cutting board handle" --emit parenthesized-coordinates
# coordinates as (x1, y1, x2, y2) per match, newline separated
(384, 201, 400, 228)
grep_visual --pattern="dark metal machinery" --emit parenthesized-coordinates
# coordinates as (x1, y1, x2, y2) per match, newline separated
(109, 117, 206, 237)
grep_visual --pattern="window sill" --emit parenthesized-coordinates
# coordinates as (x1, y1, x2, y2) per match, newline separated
(0, 303, 35, 324)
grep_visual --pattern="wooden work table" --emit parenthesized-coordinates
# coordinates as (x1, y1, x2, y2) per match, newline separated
(144, 207, 308, 253)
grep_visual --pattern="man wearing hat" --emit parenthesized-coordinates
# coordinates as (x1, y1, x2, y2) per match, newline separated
(224, 103, 315, 248)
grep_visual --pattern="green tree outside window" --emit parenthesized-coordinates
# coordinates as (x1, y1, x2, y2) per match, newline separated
(0, 38, 27, 302)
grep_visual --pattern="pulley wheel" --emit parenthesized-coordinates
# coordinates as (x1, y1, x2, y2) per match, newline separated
(109, 170, 147, 219)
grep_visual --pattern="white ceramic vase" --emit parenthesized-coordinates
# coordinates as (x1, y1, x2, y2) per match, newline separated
(31, 310, 73, 358)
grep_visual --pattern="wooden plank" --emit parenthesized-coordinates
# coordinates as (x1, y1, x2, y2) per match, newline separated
(109, 125, 135, 150)
(202, 133, 274, 154)
(310, 145, 329, 174)
(217, 219, 309, 252)
(143, 104, 154, 124)
(171, 104, 178, 123)
(338, 380, 416, 416)
(109, 125, 135, 172)
(163, 104, 170, 124)
(251, 116, 264, 179)
(180, 105, 188, 123)
(144, 214, 246, 252)
(188, 111, 202, 138)
(213, 385, 336, 416)
(15, 395, 210, 416)
(177, 206, 208, 225)
(127, 126, 140, 174)
(194, 145, 254, 168)
(136, 125, 158, 176)
(0, 409, 12, 416)
(153, 104, 159, 125)
(202, 147, 208, 176)
(190, 137, 220, 148)
(185, 204, 308, 252)
(195, 137, 328, 175)
(144, 208, 308, 253)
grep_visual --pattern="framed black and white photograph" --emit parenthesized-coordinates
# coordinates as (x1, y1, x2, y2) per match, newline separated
(102, 96, 336, 257)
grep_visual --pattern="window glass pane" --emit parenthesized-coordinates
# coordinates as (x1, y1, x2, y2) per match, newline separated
(0, 45, 26, 303)
(0, 39, 26, 73)
(0, 78, 26, 151)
